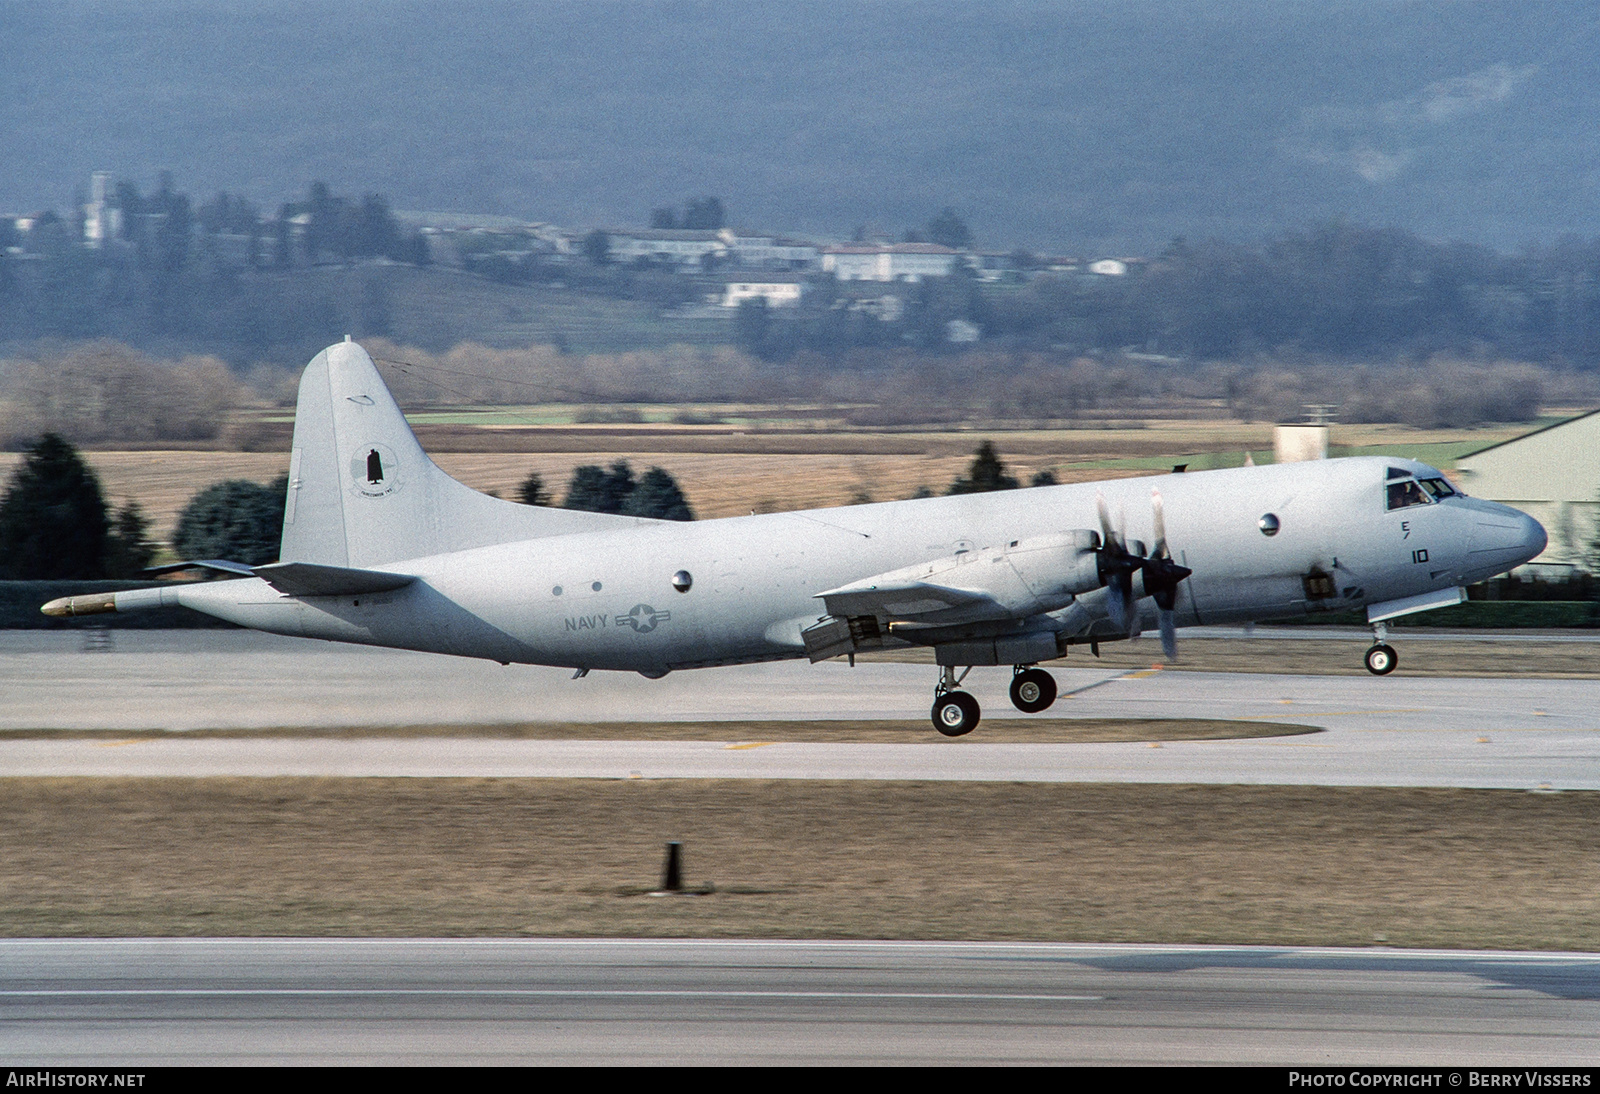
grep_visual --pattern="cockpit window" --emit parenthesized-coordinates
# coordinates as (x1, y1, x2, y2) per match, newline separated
(1386, 466, 1410, 481)
(1418, 477, 1456, 500)
(1387, 479, 1430, 510)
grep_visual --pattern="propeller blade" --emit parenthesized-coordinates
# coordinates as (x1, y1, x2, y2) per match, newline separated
(1159, 609, 1178, 660)
(1096, 492, 1120, 550)
(1150, 488, 1168, 560)
(1105, 572, 1131, 632)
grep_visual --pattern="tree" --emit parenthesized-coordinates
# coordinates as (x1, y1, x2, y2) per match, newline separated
(582, 230, 612, 265)
(563, 461, 635, 514)
(946, 441, 1019, 495)
(516, 472, 551, 506)
(104, 500, 156, 578)
(927, 207, 972, 250)
(650, 207, 679, 230)
(172, 478, 286, 565)
(682, 197, 726, 230)
(562, 461, 693, 519)
(736, 296, 771, 356)
(0, 433, 109, 578)
(1030, 469, 1058, 487)
(622, 467, 694, 520)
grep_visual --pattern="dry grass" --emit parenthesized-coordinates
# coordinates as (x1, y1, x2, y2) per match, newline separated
(0, 416, 1540, 542)
(0, 448, 1136, 541)
(4, 778, 1595, 948)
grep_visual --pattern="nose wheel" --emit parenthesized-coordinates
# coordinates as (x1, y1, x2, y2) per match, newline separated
(1364, 643, 1398, 675)
(1009, 666, 1057, 713)
(1364, 621, 1398, 675)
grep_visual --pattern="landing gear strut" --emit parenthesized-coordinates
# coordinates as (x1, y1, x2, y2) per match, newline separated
(1009, 665, 1058, 713)
(931, 665, 980, 736)
(1364, 621, 1398, 676)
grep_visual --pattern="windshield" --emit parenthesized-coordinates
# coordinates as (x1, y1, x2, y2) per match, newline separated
(1387, 479, 1429, 510)
(1385, 469, 1459, 510)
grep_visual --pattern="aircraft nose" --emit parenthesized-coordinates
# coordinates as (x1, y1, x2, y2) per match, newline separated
(1466, 505, 1547, 575)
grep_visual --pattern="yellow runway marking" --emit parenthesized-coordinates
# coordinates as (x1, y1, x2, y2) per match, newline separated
(724, 741, 777, 750)
(1280, 709, 1427, 716)
(95, 739, 151, 748)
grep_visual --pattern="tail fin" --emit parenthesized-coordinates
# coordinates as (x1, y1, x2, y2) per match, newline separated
(280, 339, 640, 568)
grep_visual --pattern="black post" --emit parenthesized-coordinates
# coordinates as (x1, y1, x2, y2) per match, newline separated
(660, 841, 683, 892)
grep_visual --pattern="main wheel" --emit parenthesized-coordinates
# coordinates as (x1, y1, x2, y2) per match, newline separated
(1364, 643, 1398, 675)
(932, 691, 981, 736)
(1009, 668, 1058, 713)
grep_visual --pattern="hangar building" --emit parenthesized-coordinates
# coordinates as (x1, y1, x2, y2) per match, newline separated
(1454, 409, 1600, 572)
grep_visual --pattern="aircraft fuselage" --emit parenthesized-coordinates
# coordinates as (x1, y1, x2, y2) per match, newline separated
(170, 454, 1541, 674)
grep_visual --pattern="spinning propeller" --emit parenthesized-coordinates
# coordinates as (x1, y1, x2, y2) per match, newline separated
(1095, 489, 1194, 659)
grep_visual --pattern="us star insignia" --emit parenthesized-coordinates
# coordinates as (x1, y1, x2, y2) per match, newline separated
(619, 604, 671, 633)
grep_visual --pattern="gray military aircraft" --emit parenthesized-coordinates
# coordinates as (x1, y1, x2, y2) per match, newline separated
(43, 339, 1547, 735)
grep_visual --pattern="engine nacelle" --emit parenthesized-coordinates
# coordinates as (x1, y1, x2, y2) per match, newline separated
(816, 530, 1105, 625)
(994, 530, 1106, 615)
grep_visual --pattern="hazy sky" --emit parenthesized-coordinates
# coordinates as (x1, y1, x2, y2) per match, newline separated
(5, 0, 1598, 253)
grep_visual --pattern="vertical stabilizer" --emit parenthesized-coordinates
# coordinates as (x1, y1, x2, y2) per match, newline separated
(279, 340, 643, 568)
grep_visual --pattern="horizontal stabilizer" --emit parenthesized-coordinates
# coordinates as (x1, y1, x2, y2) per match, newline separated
(143, 559, 257, 578)
(251, 561, 415, 596)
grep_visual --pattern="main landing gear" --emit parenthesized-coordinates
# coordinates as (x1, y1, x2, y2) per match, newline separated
(932, 666, 980, 736)
(930, 664, 1059, 736)
(1009, 666, 1058, 713)
(1364, 621, 1398, 676)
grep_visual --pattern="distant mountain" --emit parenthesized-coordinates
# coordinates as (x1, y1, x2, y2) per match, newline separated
(4, 0, 1599, 254)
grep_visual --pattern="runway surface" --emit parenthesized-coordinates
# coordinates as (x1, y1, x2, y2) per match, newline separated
(2, 939, 1596, 1065)
(2, 632, 1596, 789)
(5, 633, 1598, 1065)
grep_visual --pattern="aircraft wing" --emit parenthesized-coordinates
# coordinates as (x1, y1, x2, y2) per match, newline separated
(815, 580, 1006, 621)
(251, 562, 416, 596)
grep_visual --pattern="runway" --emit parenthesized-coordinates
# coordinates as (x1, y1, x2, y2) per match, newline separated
(2, 939, 1596, 1065)
(4, 632, 1598, 1065)
(2, 632, 1596, 789)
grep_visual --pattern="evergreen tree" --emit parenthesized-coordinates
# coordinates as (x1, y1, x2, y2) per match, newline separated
(0, 433, 109, 578)
(946, 441, 1019, 495)
(682, 197, 725, 230)
(563, 460, 636, 514)
(926, 207, 972, 250)
(516, 472, 552, 506)
(562, 461, 692, 518)
(172, 478, 286, 565)
(582, 230, 612, 265)
(622, 467, 694, 521)
(104, 500, 156, 578)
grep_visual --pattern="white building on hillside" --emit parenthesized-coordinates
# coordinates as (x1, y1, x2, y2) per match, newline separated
(729, 234, 819, 270)
(605, 228, 733, 266)
(720, 276, 806, 308)
(821, 243, 958, 282)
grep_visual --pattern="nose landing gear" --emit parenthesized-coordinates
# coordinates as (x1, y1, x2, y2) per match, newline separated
(1364, 621, 1398, 675)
